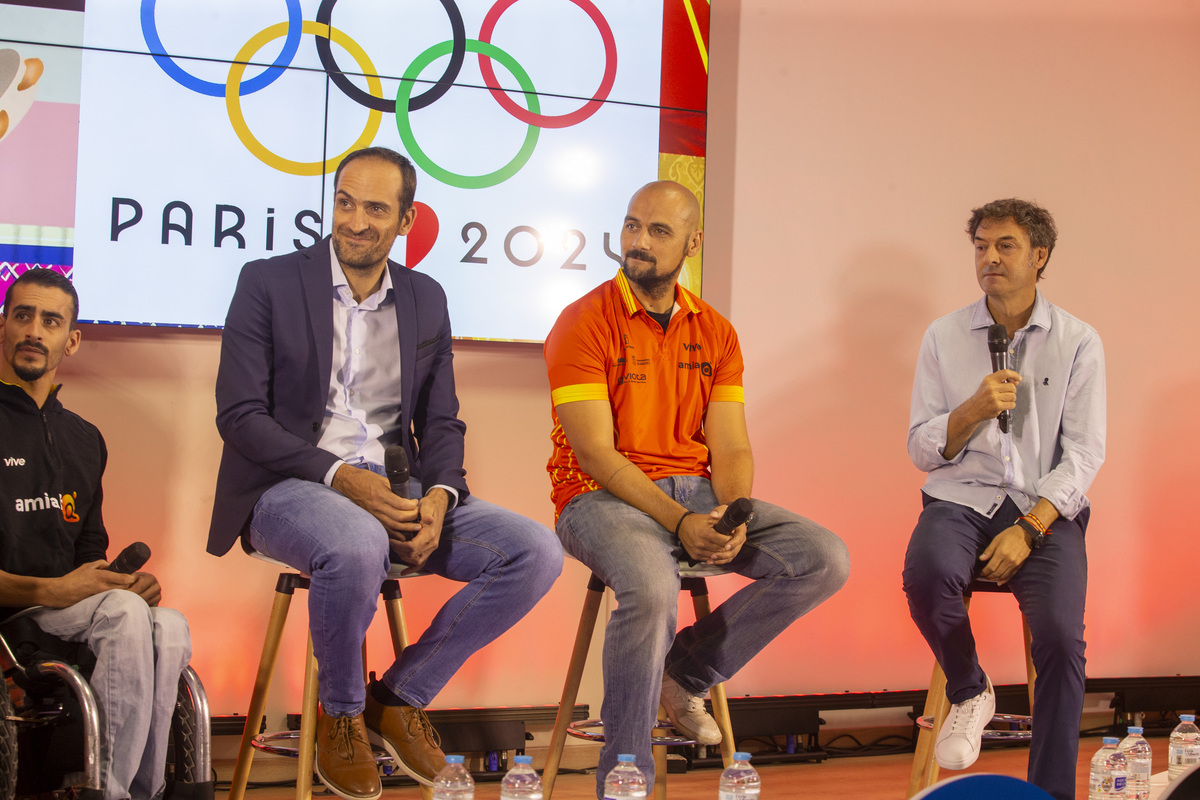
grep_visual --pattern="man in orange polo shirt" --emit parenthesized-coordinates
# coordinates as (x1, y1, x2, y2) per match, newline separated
(544, 181, 850, 796)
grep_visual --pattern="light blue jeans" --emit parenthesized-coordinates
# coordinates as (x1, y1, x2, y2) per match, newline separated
(555, 476, 850, 796)
(249, 471, 562, 716)
(31, 591, 191, 800)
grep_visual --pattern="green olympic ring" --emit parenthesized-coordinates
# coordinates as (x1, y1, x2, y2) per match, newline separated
(395, 38, 540, 190)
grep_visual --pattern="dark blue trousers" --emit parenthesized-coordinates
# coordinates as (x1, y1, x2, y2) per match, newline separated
(902, 494, 1089, 800)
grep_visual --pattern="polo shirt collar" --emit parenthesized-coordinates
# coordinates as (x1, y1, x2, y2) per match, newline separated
(613, 269, 701, 318)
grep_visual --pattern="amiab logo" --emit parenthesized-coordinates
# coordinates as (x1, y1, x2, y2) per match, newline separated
(11, 490, 80, 522)
(677, 360, 712, 376)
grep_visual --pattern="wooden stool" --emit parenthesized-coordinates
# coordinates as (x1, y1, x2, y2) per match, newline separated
(542, 563, 738, 800)
(228, 553, 430, 800)
(907, 581, 1037, 798)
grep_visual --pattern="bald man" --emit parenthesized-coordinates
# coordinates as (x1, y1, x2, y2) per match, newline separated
(544, 181, 850, 795)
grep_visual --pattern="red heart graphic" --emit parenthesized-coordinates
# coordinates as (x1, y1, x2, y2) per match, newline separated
(405, 201, 438, 269)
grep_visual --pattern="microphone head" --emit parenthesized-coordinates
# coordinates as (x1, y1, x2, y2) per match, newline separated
(125, 541, 151, 570)
(987, 323, 1008, 353)
(726, 497, 754, 526)
(109, 541, 151, 573)
(384, 445, 410, 482)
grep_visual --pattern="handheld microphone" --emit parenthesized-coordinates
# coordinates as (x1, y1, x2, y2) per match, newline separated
(987, 323, 1010, 434)
(714, 498, 755, 536)
(384, 445, 411, 500)
(105, 542, 151, 574)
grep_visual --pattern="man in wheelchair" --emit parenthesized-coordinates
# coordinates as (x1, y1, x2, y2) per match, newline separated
(0, 270, 192, 800)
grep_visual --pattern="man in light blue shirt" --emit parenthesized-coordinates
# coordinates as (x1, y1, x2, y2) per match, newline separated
(903, 198, 1105, 800)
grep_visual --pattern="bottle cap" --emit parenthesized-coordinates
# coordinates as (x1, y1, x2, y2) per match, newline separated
(617, 754, 637, 763)
(1129, 726, 1144, 734)
(1103, 737, 1119, 745)
(514, 755, 533, 765)
(1183, 714, 1197, 722)
(445, 754, 465, 764)
(734, 752, 752, 761)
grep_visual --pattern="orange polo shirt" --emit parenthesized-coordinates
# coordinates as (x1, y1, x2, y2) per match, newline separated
(544, 270, 745, 518)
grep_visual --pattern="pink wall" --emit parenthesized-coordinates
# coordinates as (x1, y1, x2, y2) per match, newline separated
(51, 0, 1200, 721)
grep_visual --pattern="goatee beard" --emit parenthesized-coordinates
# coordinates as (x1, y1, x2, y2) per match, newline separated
(622, 253, 683, 302)
(13, 362, 48, 382)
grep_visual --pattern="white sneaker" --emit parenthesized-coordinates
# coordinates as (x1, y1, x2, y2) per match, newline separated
(659, 673, 722, 745)
(934, 676, 995, 770)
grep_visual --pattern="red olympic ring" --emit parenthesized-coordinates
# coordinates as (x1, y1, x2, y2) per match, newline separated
(477, 0, 617, 130)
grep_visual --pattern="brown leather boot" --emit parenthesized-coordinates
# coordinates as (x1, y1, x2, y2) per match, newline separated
(315, 710, 382, 800)
(363, 685, 446, 786)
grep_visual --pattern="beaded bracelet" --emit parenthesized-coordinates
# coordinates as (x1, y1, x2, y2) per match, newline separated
(1022, 513, 1048, 534)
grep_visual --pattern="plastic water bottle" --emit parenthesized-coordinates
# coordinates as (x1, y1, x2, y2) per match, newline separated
(433, 754, 474, 800)
(1119, 726, 1152, 800)
(500, 754, 543, 800)
(1088, 737, 1127, 800)
(1169, 713, 1200, 781)
(603, 754, 647, 799)
(718, 752, 760, 800)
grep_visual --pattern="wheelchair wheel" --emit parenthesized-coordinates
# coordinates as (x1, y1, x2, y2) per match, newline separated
(1, 681, 16, 800)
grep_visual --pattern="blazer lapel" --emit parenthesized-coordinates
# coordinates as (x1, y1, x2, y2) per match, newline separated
(301, 240, 334, 399)
(391, 261, 418, 422)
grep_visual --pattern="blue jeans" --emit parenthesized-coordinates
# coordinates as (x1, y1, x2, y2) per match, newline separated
(556, 476, 850, 795)
(31, 591, 191, 800)
(249, 471, 562, 715)
(902, 494, 1088, 800)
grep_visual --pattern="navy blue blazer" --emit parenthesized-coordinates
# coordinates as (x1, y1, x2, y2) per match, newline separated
(206, 237, 469, 557)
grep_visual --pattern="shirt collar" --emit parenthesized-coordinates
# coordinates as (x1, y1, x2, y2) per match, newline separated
(613, 269, 701, 318)
(329, 238, 393, 310)
(969, 288, 1051, 333)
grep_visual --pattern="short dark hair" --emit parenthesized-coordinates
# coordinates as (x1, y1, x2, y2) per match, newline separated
(3, 269, 79, 328)
(333, 147, 418, 215)
(966, 198, 1058, 279)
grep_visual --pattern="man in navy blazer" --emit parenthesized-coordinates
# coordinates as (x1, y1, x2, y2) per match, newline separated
(208, 147, 561, 799)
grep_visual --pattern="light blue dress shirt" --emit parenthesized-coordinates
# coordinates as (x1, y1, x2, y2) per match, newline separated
(318, 241, 458, 506)
(907, 290, 1106, 520)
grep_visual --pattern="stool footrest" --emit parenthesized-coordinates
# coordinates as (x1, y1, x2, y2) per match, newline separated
(566, 718, 698, 746)
(251, 730, 396, 764)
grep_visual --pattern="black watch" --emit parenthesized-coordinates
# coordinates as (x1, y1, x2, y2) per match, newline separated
(1015, 517, 1045, 549)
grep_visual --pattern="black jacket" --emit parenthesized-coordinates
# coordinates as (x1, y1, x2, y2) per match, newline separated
(0, 380, 108, 613)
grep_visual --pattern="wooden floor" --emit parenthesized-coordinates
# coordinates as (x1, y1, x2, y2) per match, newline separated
(230, 734, 1126, 799)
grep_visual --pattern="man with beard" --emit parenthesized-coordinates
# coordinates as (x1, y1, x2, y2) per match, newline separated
(903, 199, 1105, 800)
(0, 269, 192, 800)
(543, 181, 849, 796)
(209, 148, 561, 800)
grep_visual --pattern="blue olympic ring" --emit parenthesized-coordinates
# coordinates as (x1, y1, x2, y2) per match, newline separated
(140, 0, 303, 97)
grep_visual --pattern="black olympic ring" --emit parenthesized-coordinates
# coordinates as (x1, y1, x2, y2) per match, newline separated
(315, 0, 466, 112)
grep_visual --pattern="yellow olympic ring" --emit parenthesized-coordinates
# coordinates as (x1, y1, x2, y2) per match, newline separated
(226, 20, 382, 176)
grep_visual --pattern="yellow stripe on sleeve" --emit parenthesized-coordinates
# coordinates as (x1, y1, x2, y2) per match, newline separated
(711, 385, 745, 404)
(551, 383, 610, 406)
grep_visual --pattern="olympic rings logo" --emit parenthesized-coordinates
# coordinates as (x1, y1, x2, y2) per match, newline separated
(140, 0, 618, 187)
